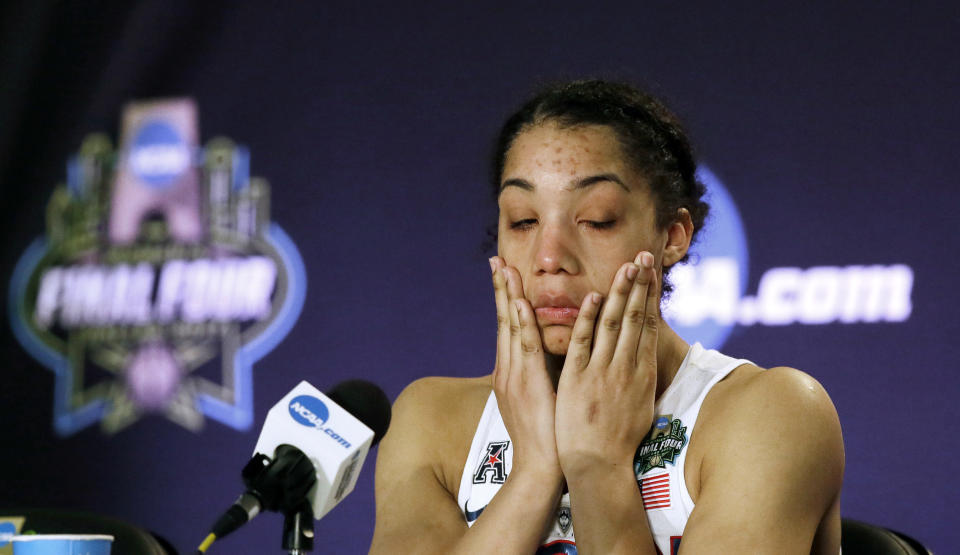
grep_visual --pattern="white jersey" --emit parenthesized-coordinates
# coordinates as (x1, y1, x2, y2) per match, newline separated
(457, 343, 750, 555)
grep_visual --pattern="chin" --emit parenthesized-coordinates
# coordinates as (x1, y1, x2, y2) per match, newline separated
(541, 326, 571, 356)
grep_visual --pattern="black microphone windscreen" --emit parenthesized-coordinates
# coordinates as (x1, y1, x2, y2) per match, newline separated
(326, 380, 391, 445)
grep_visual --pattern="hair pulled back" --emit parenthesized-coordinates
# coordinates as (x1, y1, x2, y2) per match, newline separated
(491, 80, 710, 294)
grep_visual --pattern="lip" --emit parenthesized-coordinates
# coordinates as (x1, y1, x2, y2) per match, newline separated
(534, 293, 581, 325)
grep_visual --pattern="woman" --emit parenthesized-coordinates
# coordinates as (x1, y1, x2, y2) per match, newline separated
(370, 80, 843, 554)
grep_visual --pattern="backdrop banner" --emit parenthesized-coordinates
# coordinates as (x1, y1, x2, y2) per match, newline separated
(0, 3, 956, 553)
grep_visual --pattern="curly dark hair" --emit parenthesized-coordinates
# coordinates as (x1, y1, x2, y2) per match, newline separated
(491, 79, 710, 294)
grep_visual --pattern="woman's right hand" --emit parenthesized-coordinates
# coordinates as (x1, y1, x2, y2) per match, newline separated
(490, 256, 564, 488)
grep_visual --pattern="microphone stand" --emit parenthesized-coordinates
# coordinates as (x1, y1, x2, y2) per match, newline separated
(240, 445, 318, 553)
(282, 500, 314, 554)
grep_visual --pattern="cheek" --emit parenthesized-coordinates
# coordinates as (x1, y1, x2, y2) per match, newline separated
(496, 241, 520, 269)
(585, 260, 627, 294)
(496, 217, 514, 254)
(582, 234, 663, 292)
(496, 236, 536, 296)
(496, 228, 529, 268)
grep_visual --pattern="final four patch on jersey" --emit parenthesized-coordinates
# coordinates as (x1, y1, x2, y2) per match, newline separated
(635, 415, 688, 475)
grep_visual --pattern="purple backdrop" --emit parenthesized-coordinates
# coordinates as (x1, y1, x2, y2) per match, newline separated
(1, 2, 957, 553)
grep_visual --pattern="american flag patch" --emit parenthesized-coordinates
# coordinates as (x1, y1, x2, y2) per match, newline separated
(641, 473, 671, 510)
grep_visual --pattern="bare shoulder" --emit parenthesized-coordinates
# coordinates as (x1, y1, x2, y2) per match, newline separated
(371, 375, 494, 552)
(685, 364, 844, 499)
(394, 374, 492, 418)
(712, 364, 841, 432)
(392, 375, 492, 445)
(682, 364, 845, 552)
(384, 375, 493, 491)
(694, 363, 844, 496)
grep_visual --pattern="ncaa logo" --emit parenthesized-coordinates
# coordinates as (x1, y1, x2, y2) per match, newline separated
(289, 395, 330, 429)
(664, 166, 748, 350)
(664, 166, 913, 348)
(128, 119, 191, 188)
(8, 98, 308, 436)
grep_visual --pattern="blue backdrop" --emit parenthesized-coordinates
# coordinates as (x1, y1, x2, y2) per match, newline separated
(0, 2, 956, 553)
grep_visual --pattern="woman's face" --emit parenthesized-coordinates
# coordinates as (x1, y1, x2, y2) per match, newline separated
(497, 122, 673, 355)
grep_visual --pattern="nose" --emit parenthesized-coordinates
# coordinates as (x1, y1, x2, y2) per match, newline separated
(534, 223, 580, 275)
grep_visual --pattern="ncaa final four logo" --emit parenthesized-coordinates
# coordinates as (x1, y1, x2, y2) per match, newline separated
(8, 99, 306, 435)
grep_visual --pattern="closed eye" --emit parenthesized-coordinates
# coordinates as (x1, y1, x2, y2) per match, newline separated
(510, 218, 537, 231)
(585, 220, 616, 230)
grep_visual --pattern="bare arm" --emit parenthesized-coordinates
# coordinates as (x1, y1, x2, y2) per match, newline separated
(678, 368, 844, 554)
(554, 253, 660, 555)
(369, 377, 562, 554)
(556, 366, 843, 555)
(372, 258, 570, 553)
(551, 251, 843, 553)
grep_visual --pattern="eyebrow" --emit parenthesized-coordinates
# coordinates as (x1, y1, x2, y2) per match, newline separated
(575, 173, 630, 192)
(499, 173, 630, 193)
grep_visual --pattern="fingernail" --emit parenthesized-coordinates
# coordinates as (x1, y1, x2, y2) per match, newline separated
(591, 292, 602, 304)
(513, 299, 523, 311)
(639, 252, 653, 268)
(488, 257, 496, 274)
(626, 264, 639, 281)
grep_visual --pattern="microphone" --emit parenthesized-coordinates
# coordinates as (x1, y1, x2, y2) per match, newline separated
(199, 380, 391, 553)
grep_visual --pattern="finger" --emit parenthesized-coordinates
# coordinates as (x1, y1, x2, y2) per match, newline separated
(592, 261, 639, 366)
(506, 270, 524, 390)
(564, 291, 603, 372)
(514, 298, 546, 374)
(615, 251, 655, 367)
(636, 259, 660, 375)
(502, 265, 525, 302)
(491, 257, 510, 386)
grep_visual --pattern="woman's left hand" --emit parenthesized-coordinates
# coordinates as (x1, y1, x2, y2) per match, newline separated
(554, 250, 660, 478)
